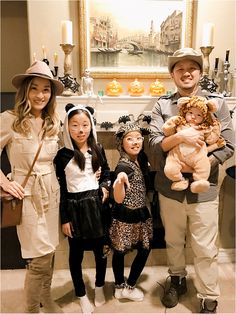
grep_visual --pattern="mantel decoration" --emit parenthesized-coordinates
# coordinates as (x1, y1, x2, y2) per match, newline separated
(199, 23, 218, 93)
(59, 20, 80, 96)
(199, 23, 232, 96)
(149, 79, 165, 96)
(34, 47, 59, 78)
(221, 49, 232, 97)
(128, 79, 145, 96)
(106, 78, 123, 96)
(97, 112, 151, 131)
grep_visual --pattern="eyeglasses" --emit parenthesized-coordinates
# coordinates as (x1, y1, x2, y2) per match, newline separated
(124, 136, 144, 143)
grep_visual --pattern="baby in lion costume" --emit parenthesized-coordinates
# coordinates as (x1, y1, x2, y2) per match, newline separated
(162, 96, 225, 193)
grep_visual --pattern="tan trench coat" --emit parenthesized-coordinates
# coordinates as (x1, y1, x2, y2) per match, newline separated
(0, 111, 61, 259)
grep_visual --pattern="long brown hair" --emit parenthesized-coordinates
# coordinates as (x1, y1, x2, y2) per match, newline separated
(12, 77, 60, 136)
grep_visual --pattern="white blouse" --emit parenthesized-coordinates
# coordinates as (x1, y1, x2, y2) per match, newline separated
(65, 151, 99, 193)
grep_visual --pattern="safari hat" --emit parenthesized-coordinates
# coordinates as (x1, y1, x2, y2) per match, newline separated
(12, 60, 64, 95)
(168, 48, 203, 73)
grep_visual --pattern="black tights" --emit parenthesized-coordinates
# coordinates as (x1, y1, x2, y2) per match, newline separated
(68, 237, 107, 297)
(112, 246, 151, 287)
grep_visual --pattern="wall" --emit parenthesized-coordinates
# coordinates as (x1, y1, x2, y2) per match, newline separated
(1, 0, 236, 95)
(1, 1, 30, 91)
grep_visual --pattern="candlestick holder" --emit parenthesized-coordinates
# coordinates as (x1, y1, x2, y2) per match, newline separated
(221, 61, 232, 97)
(200, 46, 214, 76)
(51, 66, 58, 78)
(59, 43, 79, 96)
(199, 46, 218, 93)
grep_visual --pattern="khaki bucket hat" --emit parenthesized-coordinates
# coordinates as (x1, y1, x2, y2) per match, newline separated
(12, 60, 64, 95)
(168, 48, 203, 73)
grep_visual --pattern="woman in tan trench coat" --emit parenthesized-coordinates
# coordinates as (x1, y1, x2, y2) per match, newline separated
(0, 61, 64, 313)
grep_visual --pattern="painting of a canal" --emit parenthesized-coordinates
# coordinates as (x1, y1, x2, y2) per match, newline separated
(79, 0, 195, 78)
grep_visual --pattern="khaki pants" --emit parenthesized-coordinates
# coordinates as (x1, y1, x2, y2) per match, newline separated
(159, 194, 220, 300)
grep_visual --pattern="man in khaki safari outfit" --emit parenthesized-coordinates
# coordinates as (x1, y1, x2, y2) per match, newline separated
(149, 48, 234, 313)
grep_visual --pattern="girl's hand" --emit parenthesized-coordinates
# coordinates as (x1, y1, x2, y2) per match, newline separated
(114, 172, 130, 189)
(95, 167, 101, 181)
(62, 222, 73, 238)
(1, 180, 25, 199)
(101, 186, 109, 203)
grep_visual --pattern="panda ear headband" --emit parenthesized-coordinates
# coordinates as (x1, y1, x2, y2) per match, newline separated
(65, 103, 95, 116)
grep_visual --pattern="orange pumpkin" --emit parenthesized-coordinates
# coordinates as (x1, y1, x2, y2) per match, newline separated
(128, 79, 144, 96)
(149, 79, 165, 96)
(106, 79, 123, 96)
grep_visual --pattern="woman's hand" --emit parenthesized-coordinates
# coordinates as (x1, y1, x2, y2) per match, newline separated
(62, 222, 73, 238)
(1, 180, 25, 199)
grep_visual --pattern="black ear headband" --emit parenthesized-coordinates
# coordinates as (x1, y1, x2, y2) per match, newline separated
(115, 123, 150, 139)
(65, 103, 94, 116)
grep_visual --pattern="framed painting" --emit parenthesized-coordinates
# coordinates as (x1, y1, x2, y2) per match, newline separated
(79, 0, 196, 78)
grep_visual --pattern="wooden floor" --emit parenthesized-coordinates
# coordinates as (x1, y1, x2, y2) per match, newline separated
(1, 263, 235, 313)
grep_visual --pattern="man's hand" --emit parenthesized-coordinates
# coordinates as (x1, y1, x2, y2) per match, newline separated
(178, 127, 205, 148)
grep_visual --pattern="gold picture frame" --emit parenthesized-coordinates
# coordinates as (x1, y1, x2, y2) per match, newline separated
(79, 0, 196, 79)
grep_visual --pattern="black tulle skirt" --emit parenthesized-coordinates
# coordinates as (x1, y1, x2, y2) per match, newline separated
(67, 189, 108, 239)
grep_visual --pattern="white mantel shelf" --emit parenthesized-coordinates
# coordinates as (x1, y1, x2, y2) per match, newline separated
(56, 95, 236, 131)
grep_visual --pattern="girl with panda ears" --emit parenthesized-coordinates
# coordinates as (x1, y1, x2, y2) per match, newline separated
(54, 103, 111, 314)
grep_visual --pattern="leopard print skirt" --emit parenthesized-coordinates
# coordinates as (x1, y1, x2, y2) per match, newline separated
(109, 204, 153, 253)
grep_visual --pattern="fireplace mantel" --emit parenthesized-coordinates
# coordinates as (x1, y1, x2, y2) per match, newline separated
(56, 95, 236, 131)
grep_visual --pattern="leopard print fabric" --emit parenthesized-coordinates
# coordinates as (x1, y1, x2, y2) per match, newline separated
(109, 218, 153, 252)
(121, 158, 146, 208)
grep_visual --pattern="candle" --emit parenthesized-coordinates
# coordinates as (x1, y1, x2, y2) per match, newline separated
(42, 45, 47, 59)
(53, 52, 58, 66)
(202, 23, 214, 47)
(33, 52, 37, 62)
(214, 58, 219, 70)
(225, 49, 230, 62)
(61, 20, 73, 45)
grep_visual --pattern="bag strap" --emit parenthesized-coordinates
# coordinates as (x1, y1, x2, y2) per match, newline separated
(21, 129, 46, 188)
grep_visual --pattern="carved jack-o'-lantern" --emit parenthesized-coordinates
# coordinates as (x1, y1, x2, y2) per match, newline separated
(149, 79, 165, 96)
(106, 78, 123, 96)
(128, 79, 144, 96)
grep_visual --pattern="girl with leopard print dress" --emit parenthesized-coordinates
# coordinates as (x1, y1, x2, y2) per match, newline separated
(109, 122, 153, 302)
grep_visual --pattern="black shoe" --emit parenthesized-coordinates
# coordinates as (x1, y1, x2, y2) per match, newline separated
(161, 276, 187, 308)
(200, 299, 218, 313)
